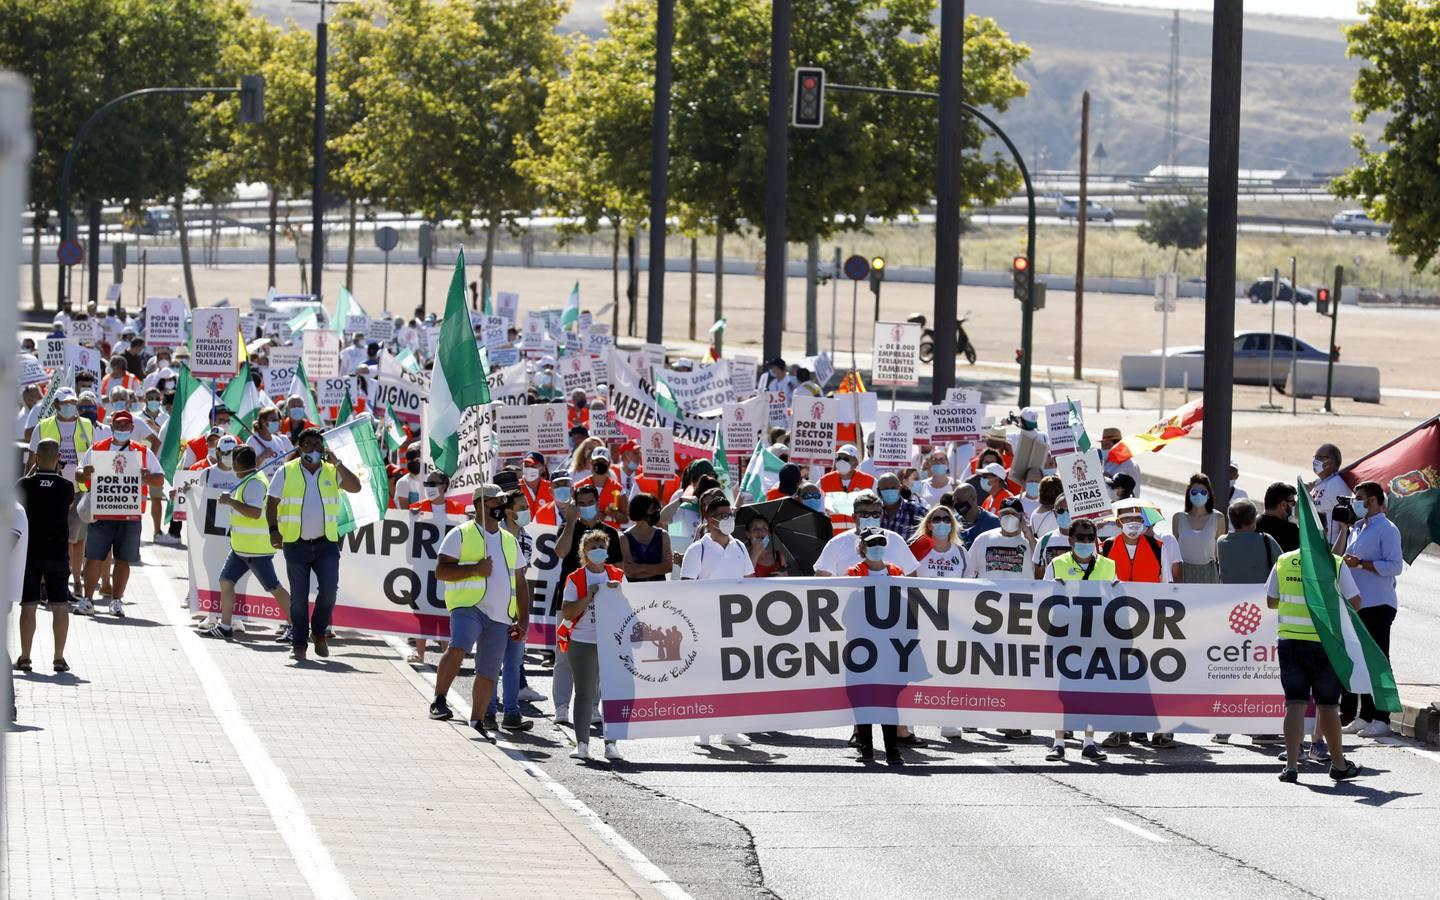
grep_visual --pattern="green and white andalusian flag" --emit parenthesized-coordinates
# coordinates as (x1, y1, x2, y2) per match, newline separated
(560, 281, 580, 331)
(429, 250, 491, 476)
(331, 286, 357, 335)
(325, 414, 390, 537)
(739, 439, 786, 502)
(336, 382, 355, 425)
(220, 361, 263, 436)
(1295, 477, 1401, 713)
(286, 360, 321, 424)
(381, 402, 406, 453)
(159, 364, 215, 482)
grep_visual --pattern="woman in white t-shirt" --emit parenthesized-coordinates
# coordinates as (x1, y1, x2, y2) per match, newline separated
(908, 505, 966, 579)
(559, 529, 627, 762)
(245, 407, 293, 468)
(916, 448, 956, 508)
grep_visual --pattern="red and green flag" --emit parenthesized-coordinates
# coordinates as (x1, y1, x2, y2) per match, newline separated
(1342, 415, 1440, 564)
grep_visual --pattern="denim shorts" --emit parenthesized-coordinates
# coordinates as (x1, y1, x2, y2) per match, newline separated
(85, 518, 142, 563)
(1278, 639, 1343, 706)
(219, 551, 281, 592)
(449, 606, 511, 680)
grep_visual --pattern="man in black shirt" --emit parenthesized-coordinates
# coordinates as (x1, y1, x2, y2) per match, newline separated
(16, 440, 76, 673)
(1256, 482, 1300, 553)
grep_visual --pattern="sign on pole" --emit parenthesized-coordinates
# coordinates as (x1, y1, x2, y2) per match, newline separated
(317, 376, 350, 408)
(189, 307, 240, 379)
(495, 404, 534, 456)
(69, 317, 96, 344)
(41, 337, 67, 370)
(930, 391, 984, 443)
(144, 296, 186, 348)
(1044, 399, 1083, 456)
(302, 328, 341, 379)
(873, 410, 916, 469)
(531, 402, 568, 455)
(1057, 449, 1112, 520)
(789, 397, 837, 465)
(721, 397, 763, 461)
(89, 450, 145, 519)
(640, 426, 676, 478)
(870, 321, 922, 386)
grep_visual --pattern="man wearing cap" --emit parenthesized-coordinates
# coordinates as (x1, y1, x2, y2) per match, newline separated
(265, 427, 363, 661)
(31, 386, 95, 595)
(977, 461, 1016, 514)
(819, 444, 874, 531)
(520, 451, 555, 510)
(814, 490, 918, 576)
(758, 358, 794, 405)
(1100, 427, 1143, 494)
(77, 411, 164, 617)
(970, 425, 1014, 474)
(1099, 499, 1174, 748)
(182, 407, 233, 469)
(431, 483, 530, 741)
(766, 462, 805, 502)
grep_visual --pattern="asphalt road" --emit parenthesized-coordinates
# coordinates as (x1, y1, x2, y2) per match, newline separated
(443, 484, 1440, 900)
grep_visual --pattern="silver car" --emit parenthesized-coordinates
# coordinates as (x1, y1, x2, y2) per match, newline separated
(1056, 196, 1114, 222)
(1164, 331, 1335, 387)
(1331, 210, 1390, 236)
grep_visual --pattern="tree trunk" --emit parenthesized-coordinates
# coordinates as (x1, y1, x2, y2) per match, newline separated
(625, 233, 639, 337)
(267, 186, 279, 288)
(31, 216, 44, 311)
(175, 198, 198, 309)
(611, 221, 621, 335)
(688, 237, 698, 341)
(804, 234, 819, 355)
(344, 197, 358, 292)
(714, 229, 725, 353)
(482, 216, 498, 301)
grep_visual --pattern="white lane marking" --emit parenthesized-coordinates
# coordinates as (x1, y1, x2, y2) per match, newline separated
(383, 637, 692, 900)
(1375, 736, 1440, 764)
(148, 562, 356, 900)
(1105, 817, 1170, 843)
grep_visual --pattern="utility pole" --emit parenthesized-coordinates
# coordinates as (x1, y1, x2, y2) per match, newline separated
(931, 0, 964, 404)
(1165, 10, 1182, 174)
(761, 0, 792, 363)
(646, 0, 674, 345)
(87, 199, 101, 308)
(1200, 0, 1244, 511)
(1074, 90, 1090, 381)
(296, 0, 345, 301)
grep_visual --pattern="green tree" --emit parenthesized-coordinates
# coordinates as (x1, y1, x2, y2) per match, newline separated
(1333, 0, 1440, 271)
(1135, 194, 1207, 271)
(337, 0, 565, 300)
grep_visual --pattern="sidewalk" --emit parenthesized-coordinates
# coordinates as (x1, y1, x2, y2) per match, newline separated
(5, 544, 668, 900)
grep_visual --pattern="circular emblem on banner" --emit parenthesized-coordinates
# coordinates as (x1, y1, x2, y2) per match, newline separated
(112, 455, 128, 474)
(206, 315, 224, 338)
(1071, 457, 1089, 482)
(889, 415, 901, 430)
(810, 401, 825, 420)
(891, 324, 903, 343)
(734, 408, 745, 422)
(613, 599, 698, 684)
(161, 300, 173, 315)
(544, 408, 556, 423)
(1228, 602, 1263, 636)
(650, 432, 663, 450)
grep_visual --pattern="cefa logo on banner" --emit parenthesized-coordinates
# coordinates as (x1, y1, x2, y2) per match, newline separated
(1228, 602, 1263, 636)
(544, 408, 556, 423)
(734, 408, 745, 422)
(161, 300, 173, 316)
(1072, 457, 1089, 482)
(889, 415, 900, 430)
(650, 432, 664, 451)
(891, 324, 903, 343)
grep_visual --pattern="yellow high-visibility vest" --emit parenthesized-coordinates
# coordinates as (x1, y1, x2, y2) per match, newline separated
(228, 470, 274, 555)
(1050, 551, 1118, 581)
(444, 521, 520, 615)
(275, 459, 341, 542)
(1274, 550, 1339, 642)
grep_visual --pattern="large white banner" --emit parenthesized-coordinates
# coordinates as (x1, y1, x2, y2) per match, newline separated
(607, 350, 718, 457)
(662, 362, 731, 413)
(596, 577, 1285, 739)
(185, 486, 570, 645)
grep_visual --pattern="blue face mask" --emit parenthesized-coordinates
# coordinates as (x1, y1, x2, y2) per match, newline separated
(578, 504, 598, 520)
(1189, 489, 1210, 507)
(1072, 541, 1096, 558)
(1043, 467, 1057, 477)
(554, 487, 573, 504)
(803, 496, 824, 512)
(585, 547, 608, 565)
(757, 535, 771, 549)
(931, 464, 948, 477)
(879, 488, 901, 505)
(978, 477, 992, 493)
(856, 515, 881, 531)
(303, 450, 323, 465)
(931, 522, 952, 540)
(289, 407, 304, 421)
(1057, 511, 1072, 528)
(864, 545, 886, 562)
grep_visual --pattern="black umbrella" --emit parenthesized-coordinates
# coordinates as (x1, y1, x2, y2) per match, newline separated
(734, 498, 834, 576)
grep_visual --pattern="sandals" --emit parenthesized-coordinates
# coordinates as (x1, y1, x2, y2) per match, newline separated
(1150, 733, 1178, 749)
(13, 657, 31, 673)
(53, 659, 69, 674)
(406, 652, 424, 664)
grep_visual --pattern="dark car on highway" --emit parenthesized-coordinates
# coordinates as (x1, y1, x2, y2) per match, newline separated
(1163, 331, 1335, 386)
(1246, 278, 1314, 305)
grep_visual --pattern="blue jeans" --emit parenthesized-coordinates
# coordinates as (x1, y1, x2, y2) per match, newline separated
(283, 539, 341, 649)
(487, 638, 528, 719)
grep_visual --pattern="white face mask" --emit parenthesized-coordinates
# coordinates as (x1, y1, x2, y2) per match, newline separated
(515, 509, 532, 528)
(1122, 521, 1145, 539)
(715, 517, 735, 536)
(835, 460, 853, 476)
(1000, 514, 1021, 534)
(425, 485, 443, 501)
(1312, 458, 1326, 476)
(522, 467, 540, 483)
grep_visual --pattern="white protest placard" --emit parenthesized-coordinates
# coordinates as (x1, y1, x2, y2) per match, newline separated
(89, 450, 144, 520)
(930, 390, 985, 443)
(344, 314, 370, 335)
(640, 426, 676, 478)
(69, 317, 97, 344)
(1045, 399, 1083, 456)
(531, 403, 568, 454)
(495, 291, 520, 326)
(560, 353, 594, 395)
(1057, 449, 1112, 520)
(495, 404, 534, 456)
(873, 411, 916, 469)
(18, 354, 47, 385)
(589, 406, 619, 442)
(265, 345, 302, 397)
(41, 337, 67, 370)
(65, 342, 102, 377)
(662, 362, 730, 413)
(766, 391, 789, 429)
(188, 307, 240, 378)
(912, 409, 931, 442)
(522, 312, 546, 348)
(583, 331, 614, 356)
(490, 346, 521, 369)
(641, 343, 667, 371)
(170, 470, 203, 523)
(104, 284, 122, 303)
(790, 397, 837, 465)
(366, 318, 395, 343)
(870, 321, 922, 386)
(722, 397, 763, 460)
(373, 368, 428, 426)
(833, 391, 878, 426)
(239, 313, 258, 339)
(729, 354, 758, 397)
(480, 315, 508, 354)
(802, 351, 835, 388)
(317, 376, 351, 408)
(301, 328, 341, 379)
(591, 351, 609, 388)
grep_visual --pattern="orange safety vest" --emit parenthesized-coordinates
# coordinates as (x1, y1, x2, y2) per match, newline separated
(556, 564, 625, 651)
(819, 469, 875, 531)
(1103, 534, 1165, 583)
(90, 437, 152, 516)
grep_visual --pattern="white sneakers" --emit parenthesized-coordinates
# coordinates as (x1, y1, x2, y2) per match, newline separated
(554, 705, 570, 726)
(1358, 720, 1392, 738)
(196, 615, 220, 631)
(570, 741, 590, 760)
(604, 742, 623, 761)
(694, 734, 712, 746)
(109, 598, 125, 617)
(718, 733, 752, 747)
(940, 726, 964, 738)
(518, 686, 547, 703)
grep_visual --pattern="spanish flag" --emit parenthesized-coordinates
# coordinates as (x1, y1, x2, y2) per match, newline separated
(1107, 398, 1205, 465)
(836, 371, 867, 446)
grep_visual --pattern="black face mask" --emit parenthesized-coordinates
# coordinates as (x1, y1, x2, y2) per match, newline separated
(593, 460, 610, 476)
(645, 510, 660, 526)
(955, 501, 972, 515)
(406, 460, 420, 475)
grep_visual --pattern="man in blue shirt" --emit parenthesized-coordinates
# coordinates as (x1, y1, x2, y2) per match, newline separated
(1331, 480, 1405, 738)
(952, 484, 1000, 550)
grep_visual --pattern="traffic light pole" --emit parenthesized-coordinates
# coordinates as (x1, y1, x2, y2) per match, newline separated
(54, 85, 244, 309)
(933, 0, 964, 406)
(646, 0, 675, 344)
(827, 82, 1037, 405)
(761, 0, 792, 364)
(1324, 265, 1344, 414)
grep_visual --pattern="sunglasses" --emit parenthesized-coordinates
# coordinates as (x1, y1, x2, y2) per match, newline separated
(930, 516, 953, 524)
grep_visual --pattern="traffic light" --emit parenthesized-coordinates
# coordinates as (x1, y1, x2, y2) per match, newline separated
(239, 75, 265, 124)
(1012, 255, 1030, 303)
(1316, 286, 1330, 316)
(792, 67, 826, 128)
(869, 256, 886, 296)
